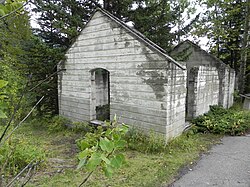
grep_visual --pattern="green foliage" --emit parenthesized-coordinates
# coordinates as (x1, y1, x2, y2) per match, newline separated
(128, 0, 196, 52)
(76, 116, 128, 181)
(71, 121, 95, 133)
(23, 36, 65, 115)
(48, 115, 72, 133)
(0, 136, 45, 175)
(0, 4, 33, 120)
(32, 0, 98, 49)
(125, 128, 167, 153)
(96, 104, 110, 121)
(0, 80, 8, 119)
(0, 0, 25, 16)
(191, 105, 250, 135)
(193, 0, 249, 74)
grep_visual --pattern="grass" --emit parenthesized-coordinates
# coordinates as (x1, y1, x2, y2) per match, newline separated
(0, 118, 221, 187)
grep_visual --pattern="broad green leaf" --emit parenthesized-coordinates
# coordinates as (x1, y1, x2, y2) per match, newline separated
(0, 8, 5, 16)
(105, 128, 112, 136)
(100, 154, 110, 164)
(77, 158, 86, 170)
(120, 124, 129, 134)
(99, 137, 114, 153)
(0, 110, 7, 118)
(86, 152, 102, 171)
(110, 154, 125, 169)
(79, 140, 90, 150)
(78, 149, 90, 159)
(114, 140, 127, 149)
(102, 165, 113, 177)
(113, 133, 121, 141)
(0, 80, 8, 89)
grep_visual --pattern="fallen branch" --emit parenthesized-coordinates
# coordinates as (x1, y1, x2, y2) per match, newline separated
(21, 160, 40, 187)
(6, 159, 42, 187)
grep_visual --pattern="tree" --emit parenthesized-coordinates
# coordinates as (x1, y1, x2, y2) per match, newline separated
(103, 0, 135, 21)
(108, 0, 197, 52)
(22, 37, 65, 115)
(0, 6, 32, 119)
(194, 0, 250, 93)
(32, 0, 99, 50)
(239, 0, 250, 93)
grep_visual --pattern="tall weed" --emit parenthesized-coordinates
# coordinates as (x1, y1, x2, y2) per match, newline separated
(125, 128, 166, 153)
(0, 136, 45, 175)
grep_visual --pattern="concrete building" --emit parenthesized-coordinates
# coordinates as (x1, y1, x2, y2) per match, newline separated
(58, 8, 187, 140)
(171, 40, 235, 120)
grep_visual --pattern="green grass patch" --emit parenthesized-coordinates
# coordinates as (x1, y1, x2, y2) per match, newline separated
(0, 117, 221, 187)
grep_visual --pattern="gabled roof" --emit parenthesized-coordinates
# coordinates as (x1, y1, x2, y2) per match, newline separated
(78, 8, 185, 70)
(172, 40, 233, 69)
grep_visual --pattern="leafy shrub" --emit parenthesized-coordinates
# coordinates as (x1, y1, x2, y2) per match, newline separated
(48, 115, 72, 133)
(125, 127, 167, 153)
(76, 116, 129, 183)
(191, 105, 250, 135)
(0, 137, 45, 175)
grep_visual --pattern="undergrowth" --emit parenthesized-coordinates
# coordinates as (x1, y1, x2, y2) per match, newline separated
(191, 105, 250, 135)
(125, 128, 167, 153)
(0, 134, 45, 176)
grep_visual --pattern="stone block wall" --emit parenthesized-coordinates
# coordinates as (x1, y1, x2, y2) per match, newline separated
(187, 66, 219, 119)
(228, 69, 235, 107)
(165, 64, 187, 140)
(218, 66, 235, 108)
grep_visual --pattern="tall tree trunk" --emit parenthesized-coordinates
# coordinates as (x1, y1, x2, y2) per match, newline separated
(239, 0, 250, 93)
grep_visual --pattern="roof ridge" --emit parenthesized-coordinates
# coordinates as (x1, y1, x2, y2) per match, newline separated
(96, 8, 186, 70)
(173, 40, 234, 70)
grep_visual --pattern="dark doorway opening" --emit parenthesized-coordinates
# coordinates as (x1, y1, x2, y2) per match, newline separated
(90, 68, 110, 121)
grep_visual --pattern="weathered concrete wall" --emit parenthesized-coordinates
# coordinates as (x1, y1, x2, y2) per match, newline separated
(218, 66, 235, 108)
(58, 10, 187, 139)
(228, 69, 235, 107)
(187, 66, 219, 118)
(195, 66, 219, 116)
(171, 41, 235, 119)
(165, 63, 187, 140)
(218, 66, 229, 108)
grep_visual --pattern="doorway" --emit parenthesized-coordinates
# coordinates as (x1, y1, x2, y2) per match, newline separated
(90, 68, 110, 121)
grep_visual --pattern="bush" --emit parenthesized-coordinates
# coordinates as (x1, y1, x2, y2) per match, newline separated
(0, 136, 45, 176)
(48, 115, 72, 133)
(125, 128, 167, 153)
(191, 105, 250, 135)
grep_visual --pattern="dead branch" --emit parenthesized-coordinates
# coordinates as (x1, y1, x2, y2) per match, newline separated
(0, 96, 44, 147)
